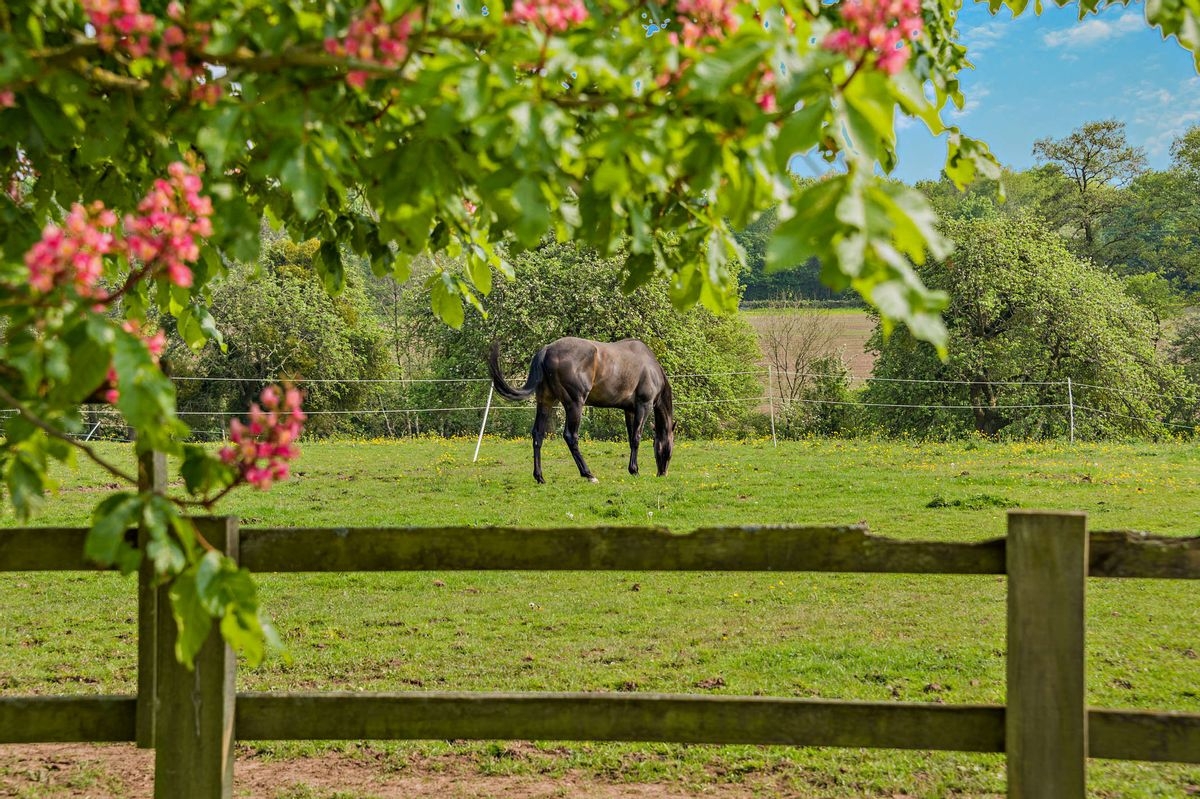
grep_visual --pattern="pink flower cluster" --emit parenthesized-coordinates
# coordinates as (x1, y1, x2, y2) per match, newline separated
(124, 161, 214, 289)
(26, 201, 120, 298)
(83, 0, 220, 103)
(160, 2, 220, 103)
(674, 0, 737, 47)
(24, 161, 212, 298)
(757, 68, 777, 113)
(508, 0, 588, 33)
(0, 90, 15, 109)
(102, 322, 166, 404)
(822, 0, 924, 76)
(83, 0, 156, 57)
(324, 2, 419, 89)
(219, 385, 306, 490)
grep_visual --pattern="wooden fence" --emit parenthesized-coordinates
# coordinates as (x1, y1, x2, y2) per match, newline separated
(3, 500, 1200, 797)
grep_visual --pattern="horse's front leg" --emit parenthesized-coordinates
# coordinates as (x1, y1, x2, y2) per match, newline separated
(626, 404, 649, 476)
(563, 401, 597, 482)
(532, 402, 552, 484)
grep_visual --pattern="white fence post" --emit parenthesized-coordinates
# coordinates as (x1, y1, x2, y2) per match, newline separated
(1067, 377, 1075, 444)
(473, 384, 494, 463)
(767, 366, 778, 448)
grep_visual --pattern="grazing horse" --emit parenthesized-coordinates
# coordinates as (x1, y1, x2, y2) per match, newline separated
(488, 337, 675, 484)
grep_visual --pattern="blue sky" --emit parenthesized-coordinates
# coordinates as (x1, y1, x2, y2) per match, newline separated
(808, 1, 1200, 183)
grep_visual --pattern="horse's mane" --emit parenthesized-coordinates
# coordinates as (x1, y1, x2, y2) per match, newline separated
(655, 374, 674, 417)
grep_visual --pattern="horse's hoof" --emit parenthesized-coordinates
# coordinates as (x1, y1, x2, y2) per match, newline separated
(587, 476, 599, 483)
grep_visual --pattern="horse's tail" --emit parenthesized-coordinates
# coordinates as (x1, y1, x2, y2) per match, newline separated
(488, 341, 545, 402)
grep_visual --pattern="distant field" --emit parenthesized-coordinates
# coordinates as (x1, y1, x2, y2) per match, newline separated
(3, 438, 1199, 797)
(742, 308, 876, 381)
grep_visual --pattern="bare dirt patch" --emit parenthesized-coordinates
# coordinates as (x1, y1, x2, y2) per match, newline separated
(0, 744, 802, 799)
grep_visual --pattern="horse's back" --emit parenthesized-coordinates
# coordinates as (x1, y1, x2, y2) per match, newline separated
(534, 337, 668, 409)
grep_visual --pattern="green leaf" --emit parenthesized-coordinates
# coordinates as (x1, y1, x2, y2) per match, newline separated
(690, 37, 773, 96)
(623, 251, 657, 292)
(945, 132, 1003, 190)
(177, 303, 225, 353)
(888, 70, 945, 136)
(169, 569, 213, 669)
(875, 183, 954, 263)
(85, 492, 143, 571)
(767, 176, 847, 272)
(315, 240, 345, 294)
(196, 106, 242, 173)
(26, 14, 44, 48)
(5, 450, 46, 521)
(775, 99, 830, 172)
(281, 146, 324, 221)
(466, 248, 493, 295)
(181, 445, 235, 496)
(429, 271, 465, 329)
(112, 328, 178, 446)
(842, 72, 896, 164)
(511, 177, 550, 248)
(23, 91, 76, 150)
(55, 316, 113, 404)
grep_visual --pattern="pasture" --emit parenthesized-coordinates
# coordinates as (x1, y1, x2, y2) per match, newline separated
(3, 436, 1200, 798)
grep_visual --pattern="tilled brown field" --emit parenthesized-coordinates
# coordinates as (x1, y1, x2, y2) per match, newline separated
(743, 309, 875, 382)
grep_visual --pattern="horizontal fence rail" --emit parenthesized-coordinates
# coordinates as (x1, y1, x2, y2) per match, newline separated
(4, 514, 1200, 798)
(5, 693, 1200, 764)
(4, 525, 1199, 578)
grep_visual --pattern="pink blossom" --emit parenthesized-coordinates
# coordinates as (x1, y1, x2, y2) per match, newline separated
(757, 69, 778, 113)
(675, 0, 737, 47)
(220, 384, 306, 490)
(83, 0, 155, 54)
(822, 0, 924, 76)
(508, 0, 588, 33)
(124, 160, 213, 289)
(25, 201, 120, 298)
(0, 90, 15, 109)
(326, 2, 419, 87)
(84, 0, 218, 100)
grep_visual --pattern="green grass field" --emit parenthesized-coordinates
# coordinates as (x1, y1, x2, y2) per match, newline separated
(3, 436, 1200, 797)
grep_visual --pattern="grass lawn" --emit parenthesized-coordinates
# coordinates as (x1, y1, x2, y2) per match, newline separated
(2, 436, 1199, 797)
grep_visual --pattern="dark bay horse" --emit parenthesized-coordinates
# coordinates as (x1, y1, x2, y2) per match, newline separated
(488, 337, 675, 483)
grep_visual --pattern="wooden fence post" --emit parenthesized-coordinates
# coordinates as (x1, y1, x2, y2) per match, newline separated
(154, 516, 238, 799)
(1006, 510, 1088, 799)
(136, 449, 167, 749)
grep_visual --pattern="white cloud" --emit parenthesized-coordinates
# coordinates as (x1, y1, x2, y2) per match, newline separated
(1125, 76, 1200, 159)
(962, 19, 1011, 55)
(1042, 10, 1143, 49)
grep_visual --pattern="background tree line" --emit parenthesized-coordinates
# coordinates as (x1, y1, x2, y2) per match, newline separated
(157, 120, 1200, 443)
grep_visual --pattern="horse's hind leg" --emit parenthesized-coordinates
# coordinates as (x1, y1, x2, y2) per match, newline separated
(626, 404, 649, 476)
(562, 401, 597, 482)
(532, 402, 552, 484)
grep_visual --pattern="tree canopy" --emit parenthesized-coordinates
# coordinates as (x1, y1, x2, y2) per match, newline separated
(866, 215, 1191, 439)
(402, 240, 763, 438)
(167, 238, 393, 437)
